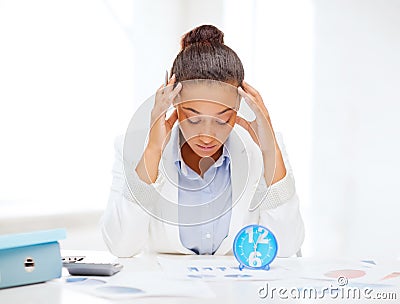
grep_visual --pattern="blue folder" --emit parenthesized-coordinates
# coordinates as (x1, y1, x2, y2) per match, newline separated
(0, 229, 66, 289)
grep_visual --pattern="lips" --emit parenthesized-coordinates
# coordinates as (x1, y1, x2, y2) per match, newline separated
(196, 144, 217, 151)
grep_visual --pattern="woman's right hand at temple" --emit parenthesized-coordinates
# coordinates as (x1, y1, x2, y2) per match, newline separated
(148, 74, 182, 152)
(135, 74, 182, 184)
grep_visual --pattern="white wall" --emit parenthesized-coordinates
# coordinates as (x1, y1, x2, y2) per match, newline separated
(310, 0, 400, 258)
(0, 0, 134, 214)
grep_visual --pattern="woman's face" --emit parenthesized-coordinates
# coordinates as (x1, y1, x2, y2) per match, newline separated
(175, 81, 239, 157)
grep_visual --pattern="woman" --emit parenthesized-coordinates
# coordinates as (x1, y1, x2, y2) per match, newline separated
(101, 25, 304, 257)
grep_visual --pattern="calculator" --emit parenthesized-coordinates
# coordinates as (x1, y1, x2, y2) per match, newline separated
(62, 255, 123, 276)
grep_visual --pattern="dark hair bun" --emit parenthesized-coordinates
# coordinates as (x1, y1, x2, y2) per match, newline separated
(172, 24, 244, 85)
(181, 25, 224, 50)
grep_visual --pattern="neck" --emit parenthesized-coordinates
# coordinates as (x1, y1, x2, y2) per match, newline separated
(180, 141, 222, 177)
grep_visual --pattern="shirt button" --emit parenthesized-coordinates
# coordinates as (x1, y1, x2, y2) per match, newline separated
(205, 233, 211, 239)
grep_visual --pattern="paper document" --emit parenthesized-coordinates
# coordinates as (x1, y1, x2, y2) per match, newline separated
(157, 254, 291, 281)
(54, 271, 215, 300)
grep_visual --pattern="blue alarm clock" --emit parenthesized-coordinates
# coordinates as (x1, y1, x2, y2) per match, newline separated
(233, 224, 278, 270)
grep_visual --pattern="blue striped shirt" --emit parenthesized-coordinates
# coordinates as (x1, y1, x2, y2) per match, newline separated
(174, 138, 232, 255)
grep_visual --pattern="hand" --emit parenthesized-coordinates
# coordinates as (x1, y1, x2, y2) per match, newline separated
(148, 74, 182, 153)
(236, 81, 286, 185)
(236, 80, 276, 153)
(135, 74, 181, 184)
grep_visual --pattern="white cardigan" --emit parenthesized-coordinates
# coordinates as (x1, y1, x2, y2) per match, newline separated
(101, 125, 305, 257)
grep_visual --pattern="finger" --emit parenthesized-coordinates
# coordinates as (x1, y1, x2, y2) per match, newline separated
(238, 86, 262, 115)
(235, 115, 251, 131)
(153, 75, 179, 124)
(238, 86, 253, 101)
(162, 74, 176, 93)
(167, 74, 176, 86)
(239, 86, 271, 123)
(156, 74, 176, 95)
(235, 116, 260, 146)
(155, 81, 181, 112)
(242, 80, 261, 98)
(169, 82, 182, 100)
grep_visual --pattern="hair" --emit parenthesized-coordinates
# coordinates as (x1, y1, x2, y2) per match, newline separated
(171, 25, 244, 87)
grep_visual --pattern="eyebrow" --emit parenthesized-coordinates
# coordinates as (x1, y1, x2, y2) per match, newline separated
(182, 107, 233, 115)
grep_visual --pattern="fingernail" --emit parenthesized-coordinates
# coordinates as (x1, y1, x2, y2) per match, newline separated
(171, 74, 176, 80)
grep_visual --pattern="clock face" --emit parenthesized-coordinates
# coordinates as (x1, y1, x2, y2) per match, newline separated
(233, 225, 278, 270)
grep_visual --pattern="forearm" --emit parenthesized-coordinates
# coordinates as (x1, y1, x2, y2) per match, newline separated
(135, 146, 162, 184)
(262, 140, 286, 186)
(254, 131, 297, 209)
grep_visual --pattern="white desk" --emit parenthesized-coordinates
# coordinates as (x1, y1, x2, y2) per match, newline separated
(1, 253, 399, 304)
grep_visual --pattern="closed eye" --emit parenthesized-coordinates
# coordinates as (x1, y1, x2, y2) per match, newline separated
(187, 117, 201, 124)
(216, 117, 231, 125)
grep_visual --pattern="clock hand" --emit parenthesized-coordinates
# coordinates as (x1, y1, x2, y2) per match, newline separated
(253, 234, 263, 251)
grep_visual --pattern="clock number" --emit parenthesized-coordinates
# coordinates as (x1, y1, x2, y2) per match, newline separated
(257, 228, 269, 244)
(245, 227, 254, 243)
(248, 251, 262, 267)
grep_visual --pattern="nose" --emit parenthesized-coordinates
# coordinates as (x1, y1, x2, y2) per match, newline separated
(198, 119, 216, 143)
(198, 134, 214, 145)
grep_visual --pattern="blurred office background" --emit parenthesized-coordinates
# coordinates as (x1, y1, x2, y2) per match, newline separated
(0, 0, 399, 259)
